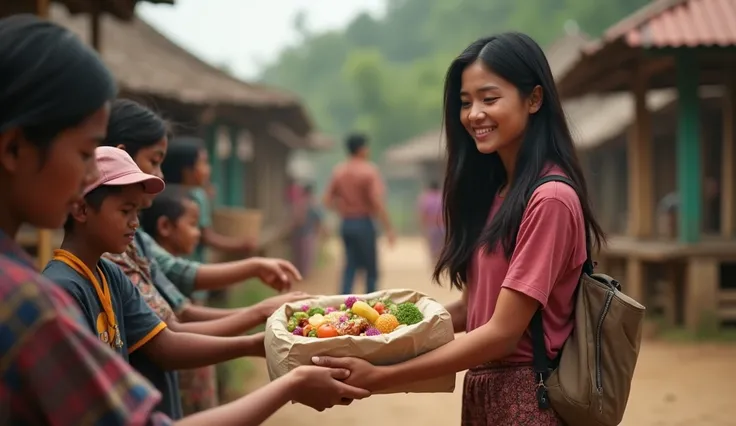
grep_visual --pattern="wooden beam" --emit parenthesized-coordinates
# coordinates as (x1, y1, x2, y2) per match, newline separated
(627, 63, 654, 238)
(721, 69, 736, 237)
(684, 257, 719, 332)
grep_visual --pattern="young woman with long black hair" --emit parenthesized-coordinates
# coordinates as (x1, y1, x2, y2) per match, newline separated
(313, 32, 605, 425)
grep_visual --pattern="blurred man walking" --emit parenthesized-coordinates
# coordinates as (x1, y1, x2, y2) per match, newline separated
(323, 134, 395, 295)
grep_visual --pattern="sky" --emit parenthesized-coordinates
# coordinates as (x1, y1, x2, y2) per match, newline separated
(137, 0, 386, 80)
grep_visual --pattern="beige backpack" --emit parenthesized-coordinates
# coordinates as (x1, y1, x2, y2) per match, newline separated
(527, 176, 646, 426)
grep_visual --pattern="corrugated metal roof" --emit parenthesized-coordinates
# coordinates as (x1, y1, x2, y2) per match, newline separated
(624, 0, 736, 48)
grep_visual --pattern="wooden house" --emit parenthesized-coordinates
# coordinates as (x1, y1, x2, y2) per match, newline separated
(556, 0, 736, 332)
(6, 1, 331, 265)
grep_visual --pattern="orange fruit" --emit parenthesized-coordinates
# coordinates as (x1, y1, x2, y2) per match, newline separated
(374, 314, 399, 334)
(317, 324, 339, 338)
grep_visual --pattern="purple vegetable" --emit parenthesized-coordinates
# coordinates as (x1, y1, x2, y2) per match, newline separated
(325, 306, 336, 314)
(345, 296, 358, 308)
(339, 315, 349, 323)
(293, 327, 304, 336)
(300, 304, 310, 312)
(365, 327, 381, 336)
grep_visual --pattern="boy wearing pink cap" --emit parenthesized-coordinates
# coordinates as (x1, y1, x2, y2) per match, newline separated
(42, 148, 268, 390)
(44, 146, 168, 354)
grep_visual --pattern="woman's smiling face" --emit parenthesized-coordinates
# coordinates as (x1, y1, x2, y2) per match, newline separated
(459, 60, 531, 156)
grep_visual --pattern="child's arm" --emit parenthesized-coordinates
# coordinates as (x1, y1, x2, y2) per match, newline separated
(175, 366, 371, 425)
(140, 328, 265, 370)
(168, 292, 310, 337)
(194, 257, 302, 293)
(139, 230, 301, 294)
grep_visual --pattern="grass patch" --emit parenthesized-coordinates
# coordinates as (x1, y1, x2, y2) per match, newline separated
(647, 314, 736, 344)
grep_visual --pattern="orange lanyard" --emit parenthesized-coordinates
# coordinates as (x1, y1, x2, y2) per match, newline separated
(53, 249, 123, 349)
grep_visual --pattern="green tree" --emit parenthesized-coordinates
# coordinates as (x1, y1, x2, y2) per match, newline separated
(259, 0, 651, 188)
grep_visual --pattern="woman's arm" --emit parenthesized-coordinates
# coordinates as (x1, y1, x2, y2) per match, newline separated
(379, 289, 537, 389)
(140, 328, 265, 370)
(315, 194, 583, 392)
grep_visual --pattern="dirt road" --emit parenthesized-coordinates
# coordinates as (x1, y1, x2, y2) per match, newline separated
(245, 237, 736, 425)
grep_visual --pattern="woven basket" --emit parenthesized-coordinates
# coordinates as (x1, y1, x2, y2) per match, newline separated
(209, 207, 262, 263)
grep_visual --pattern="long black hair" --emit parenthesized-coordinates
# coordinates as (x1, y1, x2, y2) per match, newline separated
(103, 99, 168, 157)
(432, 32, 604, 290)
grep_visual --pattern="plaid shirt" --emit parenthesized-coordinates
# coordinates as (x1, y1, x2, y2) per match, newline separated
(0, 231, 172, 426)
(136, 230, 200, 297)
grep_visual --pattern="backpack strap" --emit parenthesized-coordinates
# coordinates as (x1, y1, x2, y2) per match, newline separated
(525, 175, 593, 409)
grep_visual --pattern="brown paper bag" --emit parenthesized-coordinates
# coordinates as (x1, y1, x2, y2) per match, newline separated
(264, 288, 456, 394)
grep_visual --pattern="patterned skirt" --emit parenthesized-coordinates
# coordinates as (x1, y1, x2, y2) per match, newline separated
(462, 362, 565, 426)
(178, 365, 218, 415)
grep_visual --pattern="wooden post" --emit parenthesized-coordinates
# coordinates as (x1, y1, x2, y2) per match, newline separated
(721, 70, 736, 237)
(675, 51, 702, 243)
(627, 65, 654, 238)
(35, 0, 49, 17)
(684, 257, 719, 332)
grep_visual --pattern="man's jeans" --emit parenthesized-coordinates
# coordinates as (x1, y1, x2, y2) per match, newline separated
(339, 217, 378, 295)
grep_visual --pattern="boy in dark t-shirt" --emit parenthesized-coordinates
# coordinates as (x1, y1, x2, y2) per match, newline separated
(42, 147, 274, 419)
(43, 147, 168, 356)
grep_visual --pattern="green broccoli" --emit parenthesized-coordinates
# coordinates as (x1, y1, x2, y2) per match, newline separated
(293, 312, 309, 321)
(307, 307, 325, 317)
(307, 329, 318, 338)
(339, 303, 347, 311)
(394, 302, 423, 325)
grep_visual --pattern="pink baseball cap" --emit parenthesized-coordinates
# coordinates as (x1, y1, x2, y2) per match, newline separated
(83, 146, 165, 196)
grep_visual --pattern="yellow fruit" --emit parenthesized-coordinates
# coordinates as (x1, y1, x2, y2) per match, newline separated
(308, 314, 326, 328)
(351, 301, 380, 323)
(374, 314, 400, 334)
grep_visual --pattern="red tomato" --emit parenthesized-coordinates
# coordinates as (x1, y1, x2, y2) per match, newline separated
(317, 324, 339, 338)
(374, 302, 385, 314)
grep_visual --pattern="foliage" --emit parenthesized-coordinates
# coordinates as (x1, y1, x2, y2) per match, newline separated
(258, 0, 651, 188)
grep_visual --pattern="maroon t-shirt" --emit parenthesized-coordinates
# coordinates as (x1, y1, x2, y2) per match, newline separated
(325, 159, 385, 219)
(465, 167, 587, 362)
